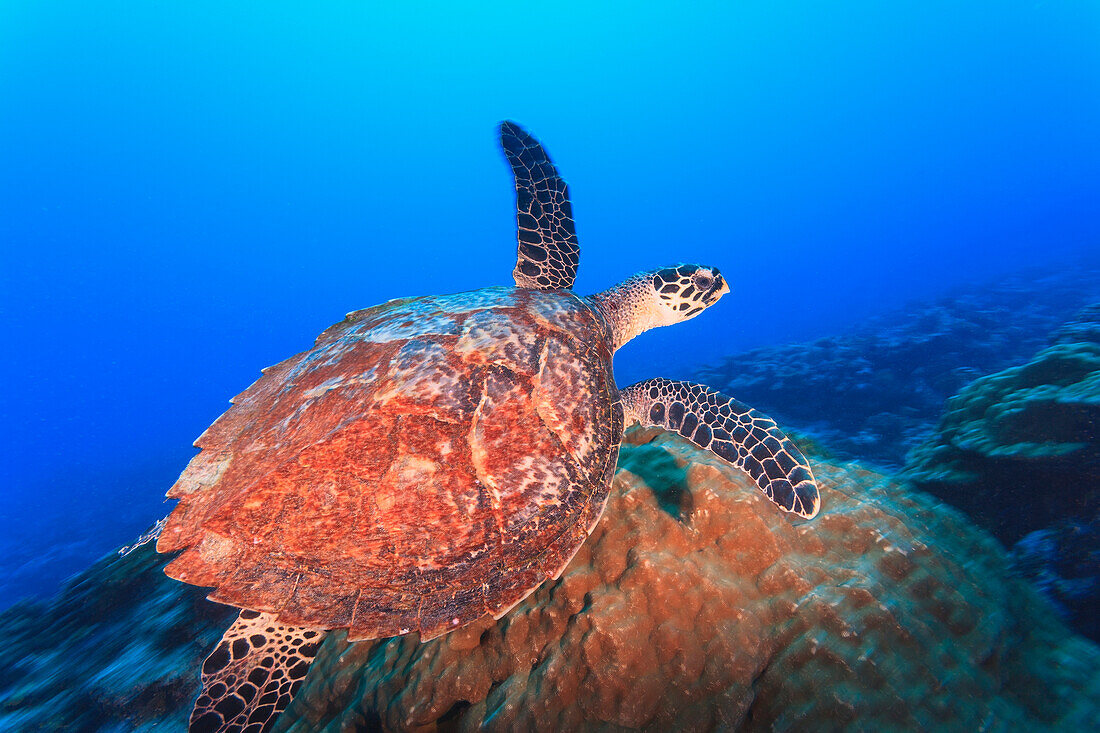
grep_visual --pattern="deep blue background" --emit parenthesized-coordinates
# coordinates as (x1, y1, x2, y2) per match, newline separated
(1, 2, 1098, 605)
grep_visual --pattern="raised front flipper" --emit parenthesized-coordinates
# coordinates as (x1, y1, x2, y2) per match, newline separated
(189, 610, 325, 733)
(621, 378, 820, 518)
(499, 120, 579, 290)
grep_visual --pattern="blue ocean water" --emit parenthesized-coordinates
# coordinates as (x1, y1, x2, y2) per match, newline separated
(1, 1, 1098, 613)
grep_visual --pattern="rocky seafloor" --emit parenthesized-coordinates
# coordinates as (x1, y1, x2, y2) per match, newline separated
(2, 430, 1099, 731)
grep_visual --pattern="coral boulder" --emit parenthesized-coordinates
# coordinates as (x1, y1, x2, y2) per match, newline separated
(903, 318, 1100, 545)
(277, 430, 1099, 732)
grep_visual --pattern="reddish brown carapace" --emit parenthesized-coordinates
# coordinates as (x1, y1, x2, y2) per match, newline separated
(157, 287, 624, 641)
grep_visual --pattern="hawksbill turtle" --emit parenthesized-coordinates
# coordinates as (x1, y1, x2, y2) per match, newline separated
(155, 121, 820, 732)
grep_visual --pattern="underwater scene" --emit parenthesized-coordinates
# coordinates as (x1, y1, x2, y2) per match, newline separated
(2, 3, 1099, 731)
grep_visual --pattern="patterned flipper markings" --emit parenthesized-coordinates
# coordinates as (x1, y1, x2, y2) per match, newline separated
(621, 378, 820, 518)
(189, 610, 325, 733)
(499, 120, 580, 291)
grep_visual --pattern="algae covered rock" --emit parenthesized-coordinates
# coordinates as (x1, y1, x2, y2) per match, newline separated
(3, 431, 1099, 731)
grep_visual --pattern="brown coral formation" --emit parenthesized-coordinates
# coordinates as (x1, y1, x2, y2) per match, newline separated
(272, 430, 1100, 732)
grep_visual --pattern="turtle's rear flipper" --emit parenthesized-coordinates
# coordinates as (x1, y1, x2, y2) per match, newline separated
(621, 378, 821, 519)
(189, 610, 325, 733)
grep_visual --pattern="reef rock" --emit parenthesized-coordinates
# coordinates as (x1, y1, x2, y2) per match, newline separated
(3, 431, 1098, 731)
(903, 331, 1099, 545)
(1052, 303, 1100, 346)
(902, 302, 1100, 643)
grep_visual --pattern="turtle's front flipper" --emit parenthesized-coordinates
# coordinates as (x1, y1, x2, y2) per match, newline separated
(499, 120, 579, 291)
(621, 378, 820, 518)
(189, 610, 325, 733)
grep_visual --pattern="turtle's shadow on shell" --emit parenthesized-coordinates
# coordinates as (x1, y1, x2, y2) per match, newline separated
(617, 436, 694, 522)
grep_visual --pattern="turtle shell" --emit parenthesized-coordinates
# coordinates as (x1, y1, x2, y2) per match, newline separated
(157, 286, 624, 641)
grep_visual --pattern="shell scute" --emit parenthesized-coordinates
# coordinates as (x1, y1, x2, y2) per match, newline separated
(160, 337, 398, 553)
(372, 339, 476, 422)
(416, 582, 488, 641)
(359, 313, 461, 344)
(484, 554, 544, 619)
(536, 335, 607, 470)
(276, 572, 360, 629)
(539, 520, 590, 580)
(526, 290, 600, 335)
(348, 584, 421, 640)
(469, 369, 587, 548)
(455, 308, 541, 374)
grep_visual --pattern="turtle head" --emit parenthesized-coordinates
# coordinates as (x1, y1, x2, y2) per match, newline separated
(587, 263, 729, 351)
(649, 264, 729, 325)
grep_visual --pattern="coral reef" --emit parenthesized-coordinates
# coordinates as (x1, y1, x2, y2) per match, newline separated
(901, 302, 1100, 641)
(694, 266, 1100, 467)
(902, 320, 1099, 545)
(1053, 303, 1100, 346)
(0, 536, 234, 730)
(6, 430, 1096, 730)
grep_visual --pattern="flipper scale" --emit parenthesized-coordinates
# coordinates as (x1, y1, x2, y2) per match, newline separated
(621, 378, 821, 518)
(500, 120, 579, 290)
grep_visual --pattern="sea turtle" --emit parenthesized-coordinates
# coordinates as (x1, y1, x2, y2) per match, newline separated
(156, 121, 820, 732)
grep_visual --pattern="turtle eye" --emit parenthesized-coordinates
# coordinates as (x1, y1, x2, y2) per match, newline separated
(693, 273, 714, 291)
